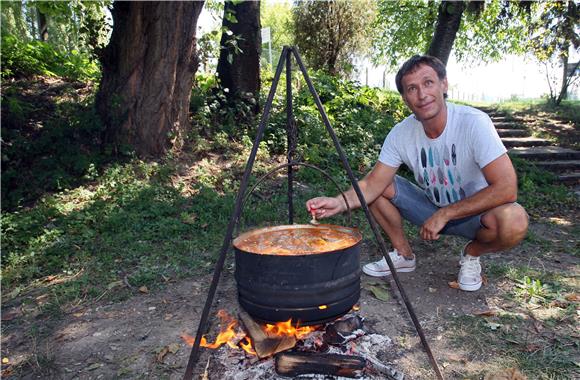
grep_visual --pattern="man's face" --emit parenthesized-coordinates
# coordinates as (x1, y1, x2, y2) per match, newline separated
(400, 64, 448, 123)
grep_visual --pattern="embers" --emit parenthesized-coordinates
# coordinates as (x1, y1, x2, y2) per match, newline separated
(183, 309, 404, 379)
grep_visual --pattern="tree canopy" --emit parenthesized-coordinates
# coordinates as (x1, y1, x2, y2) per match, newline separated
(293, 0, 375, 77)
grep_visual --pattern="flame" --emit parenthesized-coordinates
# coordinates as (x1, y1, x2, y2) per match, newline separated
(181, 311, 317, 356)
(264, 319, 317, 339)
(181, 310, 255, 355)
(239, 337, 256, 355)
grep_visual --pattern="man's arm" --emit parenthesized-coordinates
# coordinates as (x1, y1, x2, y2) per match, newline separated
(306, 162, 398, 219)
(420, 153, 517, 240)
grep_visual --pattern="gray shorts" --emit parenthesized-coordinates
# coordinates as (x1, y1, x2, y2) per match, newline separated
(390, 175, 484, 240)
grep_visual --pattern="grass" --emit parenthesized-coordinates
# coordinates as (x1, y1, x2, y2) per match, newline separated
(2, 77, 579, 377)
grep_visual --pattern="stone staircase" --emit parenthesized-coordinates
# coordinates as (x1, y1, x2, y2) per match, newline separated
(477, 107, 580, 186)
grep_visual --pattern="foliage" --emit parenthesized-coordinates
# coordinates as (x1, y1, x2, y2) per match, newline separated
(373, 0, 532, 69)
(1, 0, 111, 58)
(1, 84, 107, 210)
(1, 34, 100, 81)
(261, 1, 293, 49)
(293, 0, 376, 77)
(192, 69, 409, 182)
(529, 1, 580, 105)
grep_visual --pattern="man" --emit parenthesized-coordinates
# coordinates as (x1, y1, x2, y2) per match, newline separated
(306, 55, 528, 291)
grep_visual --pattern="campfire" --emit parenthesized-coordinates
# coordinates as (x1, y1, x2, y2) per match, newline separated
(182, 309, 404, 379)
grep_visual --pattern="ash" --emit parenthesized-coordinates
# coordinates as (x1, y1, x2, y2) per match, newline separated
(206, 315, 404, 380)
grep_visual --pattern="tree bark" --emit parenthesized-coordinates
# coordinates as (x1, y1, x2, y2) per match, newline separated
(37, 9, 48, 41)
(427, 1, 465, 66)
(217, 0, 261, 108)
(95, 1, 204, 156)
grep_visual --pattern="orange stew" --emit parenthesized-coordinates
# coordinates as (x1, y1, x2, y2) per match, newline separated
(235, 226, 359, 255)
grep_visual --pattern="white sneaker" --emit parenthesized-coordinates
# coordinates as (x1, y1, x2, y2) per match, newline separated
(458, 246, 482, 291)
(362, 249, 416, 277)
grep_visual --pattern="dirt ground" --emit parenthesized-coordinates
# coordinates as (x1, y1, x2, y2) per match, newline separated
(2, 220, 578, 380)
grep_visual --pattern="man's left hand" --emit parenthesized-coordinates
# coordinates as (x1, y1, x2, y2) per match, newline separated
(420, 209, 449, 240)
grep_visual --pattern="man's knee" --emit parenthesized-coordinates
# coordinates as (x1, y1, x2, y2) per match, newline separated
(482, 203, 528, 246)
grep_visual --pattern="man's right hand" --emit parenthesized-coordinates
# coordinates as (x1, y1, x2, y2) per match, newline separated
(306, 197, 345, 220)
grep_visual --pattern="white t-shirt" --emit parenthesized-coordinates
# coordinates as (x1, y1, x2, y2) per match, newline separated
(378, 102, 506, 207)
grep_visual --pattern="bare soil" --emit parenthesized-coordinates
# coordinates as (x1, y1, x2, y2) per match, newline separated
(2, 218, 578, 380)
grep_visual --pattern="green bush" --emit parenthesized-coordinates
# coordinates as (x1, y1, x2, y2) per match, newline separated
(1, 34, 100, 81)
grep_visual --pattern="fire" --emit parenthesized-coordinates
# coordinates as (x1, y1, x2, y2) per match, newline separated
(264, 319, 317, 339)
(181, 310, 317, 355)
(181, 310, 255, 354)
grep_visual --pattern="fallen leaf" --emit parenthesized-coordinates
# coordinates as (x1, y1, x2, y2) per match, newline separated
(107, 280, 124, 290)
(448, 281, 460, 289)
(369, 285, 390, 302)
(164, 314, 174, 321)
(139, 286, 149, 294)
(549, 300, 568, 308)
(474, 309, 498, 317)
(201, 223, 208, 228)
(428, 287, 437, 293)
(482, 274, 489, 286)
(167, 343, 180, 354)
(485, 321, 502, 330)
(564, 293, 580, 302)
(2, 358, 9, 364)
(156, 346, 169, 362)
(86, 363, 102, 371)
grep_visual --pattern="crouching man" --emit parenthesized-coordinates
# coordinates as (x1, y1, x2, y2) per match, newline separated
(306, 55, 528, 291)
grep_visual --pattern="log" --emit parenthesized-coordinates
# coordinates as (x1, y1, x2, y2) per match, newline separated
(275, 352, 366, 378)
(323, 315, 365, 345)
(238, 311, 296, 358)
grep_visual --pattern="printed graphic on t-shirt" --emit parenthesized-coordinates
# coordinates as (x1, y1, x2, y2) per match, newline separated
(417, 144, 475, 206)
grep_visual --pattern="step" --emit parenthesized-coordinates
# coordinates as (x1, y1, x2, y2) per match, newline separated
(557, 172, 580, 185)
(509, 146, 580, 161)
(494, 121, 526, 129)
(491, 116, 510, 122)
(533, 160, 580, 173)
(496, 129, 530, 138)
(501, 137, 552, 148)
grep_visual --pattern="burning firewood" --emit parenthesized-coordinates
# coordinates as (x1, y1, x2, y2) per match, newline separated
(323, 315, 364, 345)
(238, 311, 296, 358)
(275, 352, 366, 378)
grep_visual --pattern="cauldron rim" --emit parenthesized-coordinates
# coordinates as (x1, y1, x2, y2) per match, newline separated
(232, 223, 362, 256)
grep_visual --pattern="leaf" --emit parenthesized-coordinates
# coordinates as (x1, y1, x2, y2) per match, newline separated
(474, 309, 498, 317)
(156, 346, 169, 362)
(564, 293, 580, 302)
(167, 343, 180, 354)
(485, 321, 502, 330)
(138, 286, 149, 294)
(448, 281, 460, 289)
(369, 285, 390, 302)
(107, 280, 124, 290)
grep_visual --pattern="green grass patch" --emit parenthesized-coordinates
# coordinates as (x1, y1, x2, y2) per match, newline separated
(449, 311, 579, 379)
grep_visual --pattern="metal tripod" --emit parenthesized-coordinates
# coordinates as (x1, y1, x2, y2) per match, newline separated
(183, 46, 444, 380)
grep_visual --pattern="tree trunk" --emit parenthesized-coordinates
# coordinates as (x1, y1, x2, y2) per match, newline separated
(36, 8, 48, 41)
(95, 1, 204, 156)
(217, 0, 261, 108)
(427, 1, 465, 66)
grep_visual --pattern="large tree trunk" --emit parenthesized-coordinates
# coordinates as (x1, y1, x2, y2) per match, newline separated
(36, 9, 48, 41)
(95, 1, 204, 156)
(217, 0, 261, 108)
(427, 1, 465, 66)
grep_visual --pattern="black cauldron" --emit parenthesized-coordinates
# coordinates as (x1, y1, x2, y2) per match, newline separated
(233, 224, 361, 325)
